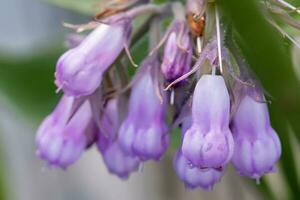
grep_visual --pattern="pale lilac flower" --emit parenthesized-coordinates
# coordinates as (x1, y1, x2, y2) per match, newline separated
(98, 141, 140, 178)
(36, 96, 93, 168)
(96, 98, 140, 178)
(161, 22, 192, 81)
(182, 75, 234, 169)
(174, 150, 223, 190)
(118, 58, 169, 161)
(231, 87, 281, 179)
(186, 0, 204, 15)
(65, 34, 85, 49)
(55, 17, 132, 97)
(174, 114, 224, 190)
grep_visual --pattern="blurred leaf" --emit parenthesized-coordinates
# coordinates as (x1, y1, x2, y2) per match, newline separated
(43, 0, 101, 15)
(0, 50, 62, 120)
(0, 145, 7, 200)
(131, 34, 149, 64)
(169, 128, 181, 153)
(259, 178, 275, 200)
(218, 0, 300, 198)
(269, 106, 298, 199)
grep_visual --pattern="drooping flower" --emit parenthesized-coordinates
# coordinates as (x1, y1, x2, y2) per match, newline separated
(99, 141, 140, 178)
(35, 96, 94, 168)
(96, 98, 140, 178)
(161, 21, 192, 82)
(182, 75, 234, 169)
(174, 150, 223, 190)
(118, 57, 169, 161)
(174, 114, 224, 190)
(231, 86, 281, 180)
(55, 16, 132, 97)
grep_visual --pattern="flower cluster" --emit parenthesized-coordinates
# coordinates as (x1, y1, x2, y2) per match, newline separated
(36, 0, 291, 190)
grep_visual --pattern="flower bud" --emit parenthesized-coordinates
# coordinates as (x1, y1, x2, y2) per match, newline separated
(186, 0, 205, 16)
(55, 18, 131, 97)
(231, 89, 281, 179)
(182, 75, 234, 169)
(161, 22, 192, 81)
(96, 98, 140, 178)
(98, 141, 140, 179)
(174, 150, 223, 190)
(118, 59, 169, 161)
(36, 96, 93, 168)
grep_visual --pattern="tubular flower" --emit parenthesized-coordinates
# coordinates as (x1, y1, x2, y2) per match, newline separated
(231, 87, 281, 179)
(35, 96, 94, 168)
(174, 115, 224, 190)
(96, 99, 140, 178)
(182, 75, 234, 169)
(161, 21, 192, 81)
(174, 150, 223, 190)
(118, 57, 169, 161)
(98, 141, 140, 178)
(55, 17, 132, 97)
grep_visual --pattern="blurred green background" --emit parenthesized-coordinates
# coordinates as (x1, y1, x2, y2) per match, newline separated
(0, 0, 299, 199)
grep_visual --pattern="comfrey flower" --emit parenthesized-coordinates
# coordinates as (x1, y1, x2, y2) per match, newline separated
(161, 21, 192, 82)
(182, 75, 234, 169)
(55, 16, 132, 97)
(96, 98, 140, 178)
(118, 57, 169, 161)
(174, 150, 223, 190)
(98, 142, 140, 178)
(174, 116, 224, 190)
(231, 85, 281, 180)
(35, 96, 94, 168)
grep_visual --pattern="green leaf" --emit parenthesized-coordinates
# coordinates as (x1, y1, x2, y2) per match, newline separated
(42, 0, 101, 15)
(0, 49, 62, 120)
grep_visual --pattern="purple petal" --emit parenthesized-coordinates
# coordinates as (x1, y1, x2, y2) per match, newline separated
(174, 150, 223, 190)
(161, 22, 192, 81)
(36, 97, 93, 168)
(55, 22, 131, 97)
(182, 75, 234, 168)
(231, 95, 281, 179)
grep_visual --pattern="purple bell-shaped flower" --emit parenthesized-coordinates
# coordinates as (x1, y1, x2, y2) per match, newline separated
(174, 115, 224, 190)
(35, 96, 94, 168)
(231, 86, 281, 180)
(96, 98, 140, 178)
(174, 150, 223, 190)
(182, 75, 234, 169)
(55, 17, 132, 97)
(118, 57, 169, 161)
